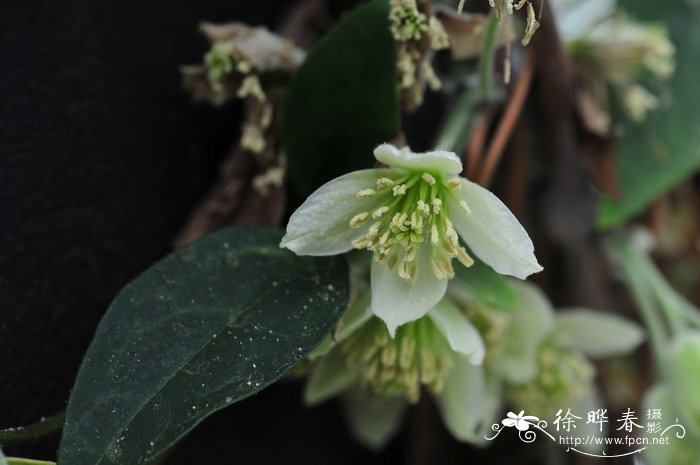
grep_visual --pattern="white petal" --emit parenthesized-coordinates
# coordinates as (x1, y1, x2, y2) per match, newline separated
(448, 179, 542, 279)
(373, 143, 462, 175)
(553, 308, 645, 358)
(280, 168, 400, 255)
(371, 244, 448, 336)
(304, 347, 361, 405)
(494, 280, 554, 384)
(342, 390, 406, 450)
(435, 359, 494, 443)
(428, 299, 485, 365)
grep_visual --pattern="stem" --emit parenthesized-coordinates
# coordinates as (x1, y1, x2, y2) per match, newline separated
(433, 87, 481, 153)
(612, 237, 669, 377)
(6, 459, 56, 465)
(433, 13, 501, 157)
(479, 13, 500, 101)
(0, 412, 65, 447)
(478, 50, 535, 187)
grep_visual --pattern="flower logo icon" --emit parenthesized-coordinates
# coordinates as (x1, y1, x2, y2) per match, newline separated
(502, 411, 540, 432)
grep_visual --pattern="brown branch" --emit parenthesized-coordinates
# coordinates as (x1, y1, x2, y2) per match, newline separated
(477, 49, 535, 186)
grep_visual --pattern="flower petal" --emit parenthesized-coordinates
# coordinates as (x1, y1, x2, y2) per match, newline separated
(435, 358, 494, 443)
(447, 178, 542, 279)
(307, 293, 372, 360)
(553, 308, 645, 358)
(280, 168, 400, 255)
(304, 347, 361, 405)
(373, 143, 462, 175)
(494, 280, 554, 384)
(342, 389, 406, 450)
(428, 298, 485, 365)
(371, 244, 448, 336)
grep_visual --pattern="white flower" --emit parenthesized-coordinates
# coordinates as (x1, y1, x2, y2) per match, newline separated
(281, 143, 542, 335)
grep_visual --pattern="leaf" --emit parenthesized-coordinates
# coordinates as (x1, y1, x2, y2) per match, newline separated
(283, 0, 400, 198)
(553, 308, 645, 358)
(451, 255, 518, 310)
(58, 226, 348, 465)
(598, 0, 700, 227)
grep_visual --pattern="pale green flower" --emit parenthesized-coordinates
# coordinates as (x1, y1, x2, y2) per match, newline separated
(303, 274, 643, 448)
(281, 144, 542, 335)
(303, 284, 486, 448)
(553, 0, 675, 125)
(460, 280, 643, 446)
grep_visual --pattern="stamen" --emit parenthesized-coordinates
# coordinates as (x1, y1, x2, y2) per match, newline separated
(459, 200, 473, 215)
(446, 178, 461, 189)
(373, 206, 390, 219)
(456, 246, 475, 267)
(416, 200, 430, 216)
(431, 224, 439, 246)
(349, 212, 368, 228)
(352, 236, 370, 249)
(431, 198, 442, 214)
(356, 189, 376, 198)
(393, 184, 407, 196)
(368, 221, 382, 237)
(421, 173, 436, 186)
(377, 177, 395, 189)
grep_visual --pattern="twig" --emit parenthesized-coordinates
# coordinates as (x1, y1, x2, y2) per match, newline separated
(477, 49, 535, 186)
(465, 108, 492, 179)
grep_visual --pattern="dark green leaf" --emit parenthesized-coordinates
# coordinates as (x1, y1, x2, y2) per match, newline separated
(58, 226, 348, 465)
(283, 0, 399, 197)
(453, 255, 518, 310)
(598, 0, 700, 228)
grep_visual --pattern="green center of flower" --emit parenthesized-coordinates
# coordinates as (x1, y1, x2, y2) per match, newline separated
(342, 317, 453, 403)
(349, 171, 474, 282)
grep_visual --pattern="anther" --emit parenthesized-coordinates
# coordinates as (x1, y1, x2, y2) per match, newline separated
(373, 206, 390, 219)
(431, 198, 442, 214)
(421, 173, 436, 186)
(356, 189, 376, 198)
(446, 178, 461, 189)
(459, 200, 473, 215)
(431, 224, 439, 246)
(393, 184, 407, 196)
(377, 178, 395, 189)
(349, 212, 368, 228)
(416, 200, 430, 216)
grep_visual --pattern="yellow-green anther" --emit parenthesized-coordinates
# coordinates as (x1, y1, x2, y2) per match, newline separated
(431, 224, 439, 246)
(373, 206, 390, 219)
(459, 200, 473, 215)
(431, 198, 442, 214)
(393, 184, 408, 196)
(523, 3, 540, 46)
(377, 177, 395, 189)
(446, 178, 461, 189)
(422, 173, 436, 186)
(349, 212, 368, 228)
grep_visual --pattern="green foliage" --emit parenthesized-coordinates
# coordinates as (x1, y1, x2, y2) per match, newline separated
(598, 0, 700, 227)
(283, 0, 400, 197)
(58, 226, 348, 465)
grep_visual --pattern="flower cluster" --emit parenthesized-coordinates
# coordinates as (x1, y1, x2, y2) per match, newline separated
(389, 0, 450, 110)
(301, 271, 643, 447)
(553, 0, 675, 128)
